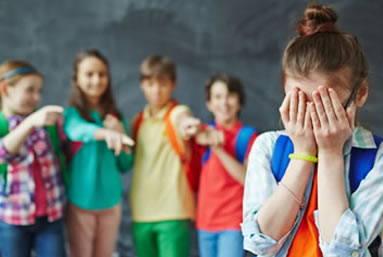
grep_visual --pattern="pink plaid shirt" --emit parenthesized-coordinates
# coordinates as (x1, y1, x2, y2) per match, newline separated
(0, 115, 65, 225)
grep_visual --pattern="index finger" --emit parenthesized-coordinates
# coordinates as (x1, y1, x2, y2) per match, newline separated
(122, 135, 135, 146)
(44, 105, 64, 113)
(279, 91, 291, 122)
(189, 118, 201, 127)
(105, 114, 119, 121)
(328, 88, 348, 121)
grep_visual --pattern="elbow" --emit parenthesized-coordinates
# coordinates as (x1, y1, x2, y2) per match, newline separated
(242, 217, 284, 256)
(315, 209, 369, 257)
(244, 236, 281, 257)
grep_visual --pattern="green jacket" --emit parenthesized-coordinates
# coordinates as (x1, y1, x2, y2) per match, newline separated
(63, 107, 133, 210)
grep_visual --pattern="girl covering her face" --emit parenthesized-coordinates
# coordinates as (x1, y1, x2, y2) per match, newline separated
(242, 4, 382, 257)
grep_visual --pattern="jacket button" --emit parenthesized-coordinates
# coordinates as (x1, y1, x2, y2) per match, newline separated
(351, 251, 359, 257)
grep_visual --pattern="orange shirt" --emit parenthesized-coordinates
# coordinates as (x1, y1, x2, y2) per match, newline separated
(287, 170, 322, 257)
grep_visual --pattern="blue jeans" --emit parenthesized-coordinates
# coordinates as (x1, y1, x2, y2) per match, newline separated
(0, 217, 66, 257)
(198, 229, 245, 257)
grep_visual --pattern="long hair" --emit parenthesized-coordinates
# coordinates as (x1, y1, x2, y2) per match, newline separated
(0, 60, 41, 85)
(281, 4, 368, 96)
(69, 49, 120, 122)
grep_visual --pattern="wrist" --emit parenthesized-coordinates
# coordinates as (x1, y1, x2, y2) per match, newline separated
(289, 153, 318, 163)
(293, 147, 317, 156)
(94, 128, 108, 140)
(22, 116, 36, 130)
(318, 148, 343, 159)
(181, 133, 192, 141)
(211, 146, 223, 154)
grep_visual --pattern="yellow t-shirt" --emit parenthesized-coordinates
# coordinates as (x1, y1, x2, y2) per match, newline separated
(130, 103, 196, 222)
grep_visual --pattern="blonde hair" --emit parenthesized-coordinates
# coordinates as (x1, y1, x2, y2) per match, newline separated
(0, 60, 41, 86)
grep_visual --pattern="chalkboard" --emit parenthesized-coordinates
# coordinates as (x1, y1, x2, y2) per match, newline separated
(1, 0, 382, 256)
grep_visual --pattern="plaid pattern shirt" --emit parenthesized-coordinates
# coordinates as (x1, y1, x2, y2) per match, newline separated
(242, 127, 383, 257)
(0, 115, 65, 225)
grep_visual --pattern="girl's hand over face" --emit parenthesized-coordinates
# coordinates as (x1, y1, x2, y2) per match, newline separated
(309, 86, 356, 154)
(280, 88, 316, 156)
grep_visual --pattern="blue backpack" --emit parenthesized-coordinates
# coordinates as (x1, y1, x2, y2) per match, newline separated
(268, 134, 382, 256)
(271, 134, 383, 193)
(202, 122, 257, 165)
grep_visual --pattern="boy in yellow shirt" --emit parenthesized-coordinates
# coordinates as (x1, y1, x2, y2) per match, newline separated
(130, 55, 200, 257)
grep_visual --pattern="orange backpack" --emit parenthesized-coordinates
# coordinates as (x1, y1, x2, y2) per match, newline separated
(132, 102, 201, 193)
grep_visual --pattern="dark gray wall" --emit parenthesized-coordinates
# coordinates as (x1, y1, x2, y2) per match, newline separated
(1, 0, 383, 256)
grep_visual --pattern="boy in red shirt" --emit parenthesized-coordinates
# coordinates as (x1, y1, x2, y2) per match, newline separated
(195, 73, 257, 257)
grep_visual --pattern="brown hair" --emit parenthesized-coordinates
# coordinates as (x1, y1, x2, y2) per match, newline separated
(205, 73, 246, 107)
(140, 55, 176, 82)
(69, 49, 120, 122)
(0, 60, 41, 86)
(282, 4, 368, 98)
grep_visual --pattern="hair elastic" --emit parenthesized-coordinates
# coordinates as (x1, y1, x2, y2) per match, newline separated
(279, 182, 305, 208)
(1, 67, 38, 81)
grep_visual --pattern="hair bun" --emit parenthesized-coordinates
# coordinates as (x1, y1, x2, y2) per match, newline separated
(298, 4, 339, 36)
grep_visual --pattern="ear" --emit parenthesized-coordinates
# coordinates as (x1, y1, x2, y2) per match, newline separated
(0, 81, 8, 96)
(355, 80, 368, 107)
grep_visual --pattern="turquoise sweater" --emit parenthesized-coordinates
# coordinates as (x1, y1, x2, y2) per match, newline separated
(63, 107, 133, 210)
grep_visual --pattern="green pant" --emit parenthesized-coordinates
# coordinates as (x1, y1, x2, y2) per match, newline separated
(132, 220, 191, 257)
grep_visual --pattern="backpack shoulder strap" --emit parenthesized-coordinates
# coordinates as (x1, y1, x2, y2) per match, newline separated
(0, 111, 9, 137)
(270, 134, 294, 182)
(350, 135, 383, 254)
(164, 102, 185, 160)
(349, 135, 383, 194)
(45, 123, 68, 185)
(132, 111, 144, 141)
(235, 125, 257, 163)
(164, 102, 202, 193)
(0, 111, 8, 191)
(270, 133, 383, 191)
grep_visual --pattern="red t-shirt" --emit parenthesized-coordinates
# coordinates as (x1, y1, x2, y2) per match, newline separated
(196, 120, 257, 231)
(33, 152, 47, 217)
